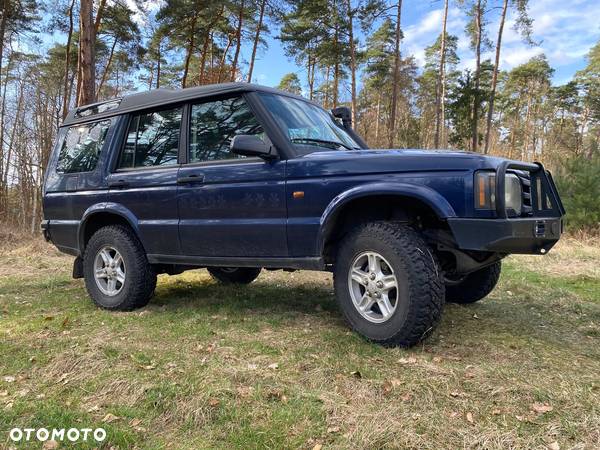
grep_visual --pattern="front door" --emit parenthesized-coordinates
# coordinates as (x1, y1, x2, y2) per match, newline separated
(177, 95, 287, 257)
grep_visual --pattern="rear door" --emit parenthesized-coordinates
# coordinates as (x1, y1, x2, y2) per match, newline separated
(108, 106, 182, 256)
(177, 94, 288, 257)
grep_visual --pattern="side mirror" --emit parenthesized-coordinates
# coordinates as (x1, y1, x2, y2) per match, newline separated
(331, 106, 352, 128)
(230, 135, 275, 160)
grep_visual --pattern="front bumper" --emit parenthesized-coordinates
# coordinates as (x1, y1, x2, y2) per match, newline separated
(447, 216, 564, 254)
(448, 160, 566, 255)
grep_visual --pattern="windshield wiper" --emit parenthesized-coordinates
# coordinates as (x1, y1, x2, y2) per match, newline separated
(291, 137, 357, 151)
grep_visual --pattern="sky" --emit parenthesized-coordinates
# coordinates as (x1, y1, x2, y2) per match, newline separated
(247, 0, 600, 89)
(38, 0, 600, 93)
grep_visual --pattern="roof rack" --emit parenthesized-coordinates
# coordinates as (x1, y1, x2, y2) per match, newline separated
(74, 99, 122, 118)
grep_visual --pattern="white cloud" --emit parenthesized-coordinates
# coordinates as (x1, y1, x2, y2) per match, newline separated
(401, 0, 599, 82)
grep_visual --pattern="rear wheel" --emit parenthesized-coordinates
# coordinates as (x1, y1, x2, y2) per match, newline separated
(333, 222, 444, 347)
(207, 267, 261, 284)
(445, 261, 501, 304)
(83, 225, 156, 310)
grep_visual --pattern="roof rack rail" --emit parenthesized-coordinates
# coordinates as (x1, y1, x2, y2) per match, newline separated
(74, 99, 122, 119)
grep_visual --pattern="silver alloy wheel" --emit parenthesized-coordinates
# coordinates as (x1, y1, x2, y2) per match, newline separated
(347, 251, 399, 323)
(94, 246, 126, 297)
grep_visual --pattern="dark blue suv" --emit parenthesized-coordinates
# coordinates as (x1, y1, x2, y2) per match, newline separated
(42, 83, 565, 347)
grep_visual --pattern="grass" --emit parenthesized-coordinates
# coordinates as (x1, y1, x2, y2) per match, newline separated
(0, 236, 599, 449)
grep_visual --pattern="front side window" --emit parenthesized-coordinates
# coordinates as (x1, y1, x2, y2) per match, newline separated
(57, 120, 111, 173)
(118, 107, 182, 169)
(259, 93, 360, 151)
(189, 96, 264, 163)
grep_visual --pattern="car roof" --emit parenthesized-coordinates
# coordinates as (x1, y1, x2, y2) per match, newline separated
(62, 82, 307, 127)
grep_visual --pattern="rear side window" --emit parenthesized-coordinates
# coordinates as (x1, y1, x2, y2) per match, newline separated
(118, 107, 182, 169)
(56, 120, 111, 173)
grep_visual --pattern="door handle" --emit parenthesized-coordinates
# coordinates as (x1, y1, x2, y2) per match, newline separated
(177, 174, 204, 184)
(108, 179, 129, 189)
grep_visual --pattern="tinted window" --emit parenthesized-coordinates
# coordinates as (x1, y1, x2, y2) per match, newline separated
(118, 107, 181, 169)
(56, 120, 111, 173)
(189, 97, 264, 163)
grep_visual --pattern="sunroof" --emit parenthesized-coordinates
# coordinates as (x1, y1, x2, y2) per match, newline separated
(74, 99, 121, 118)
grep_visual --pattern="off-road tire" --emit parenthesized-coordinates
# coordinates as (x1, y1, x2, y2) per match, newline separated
(445, 261, 501, 304)
(208, 267, 261, 284)
(333, 222, 444, 347)
(83, 225, 156, 310)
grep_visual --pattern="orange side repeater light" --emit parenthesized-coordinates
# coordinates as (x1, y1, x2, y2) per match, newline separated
(478, 176, 486, 207)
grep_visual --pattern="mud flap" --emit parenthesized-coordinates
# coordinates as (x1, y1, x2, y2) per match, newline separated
(72, 256, 84, 279)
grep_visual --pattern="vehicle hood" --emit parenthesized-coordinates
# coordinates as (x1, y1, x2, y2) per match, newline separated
(287, 148, 507, 177)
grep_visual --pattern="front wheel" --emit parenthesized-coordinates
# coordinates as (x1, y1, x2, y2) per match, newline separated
(207, 267, 261, 284)
(333, 222, 444, 347)
(83, 225, 157, 310)
(445, 261, 501, 304)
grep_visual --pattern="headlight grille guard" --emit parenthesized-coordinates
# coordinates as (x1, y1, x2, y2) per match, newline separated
(495, 161, 565, 220)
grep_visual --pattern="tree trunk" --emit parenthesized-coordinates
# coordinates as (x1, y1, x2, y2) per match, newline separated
(0, 52, 11, 213)
(0, 0, 8, 88)
(3, 79, 25, 204)
(388, 0, 402, 148)
(434, 0, 448, 149)
(182, 15, 198, 88)
(218, 34, 233, 83)
(78, 0, 96, 106)
(94, 0, 107, 33)
(346, 0, 357, 126)
(247, 0, 266, 83)
(62, 0, 76, 119)
(484, 0, 508, 154)
(332, 14, 340, 109)
(156, 45, 161, 89)
(308, 54, 316, 100)
(231, 0, 245, 81)
(471, 0, 482, 152)
(375, 92, 382, 143)
(96, 36, 117, 97)
(199, 31, 211, 84)
(200, 7, 223, 84)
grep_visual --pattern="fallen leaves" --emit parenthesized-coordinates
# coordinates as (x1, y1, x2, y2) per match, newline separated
(42, 440, 59, 450)
(531, 403, 554, 414)
(129, 418, 146, 432)
(101, 413, 120, 423)
(398, 356, 417, 365)
(382, 378, 402, 395)
(265, 388, 288, 402)
(129, 418, 142, 427)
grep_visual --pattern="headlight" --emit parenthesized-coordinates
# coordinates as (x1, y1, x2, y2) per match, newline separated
(475, 171, 522, 216)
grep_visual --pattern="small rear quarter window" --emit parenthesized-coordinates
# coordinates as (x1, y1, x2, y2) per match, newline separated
(57, 120, 111, 173)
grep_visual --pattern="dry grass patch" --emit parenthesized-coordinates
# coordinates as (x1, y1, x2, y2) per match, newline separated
(0, 237, 599, 449)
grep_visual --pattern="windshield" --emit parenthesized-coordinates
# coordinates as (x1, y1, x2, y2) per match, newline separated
(259, 93, 360, 152)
